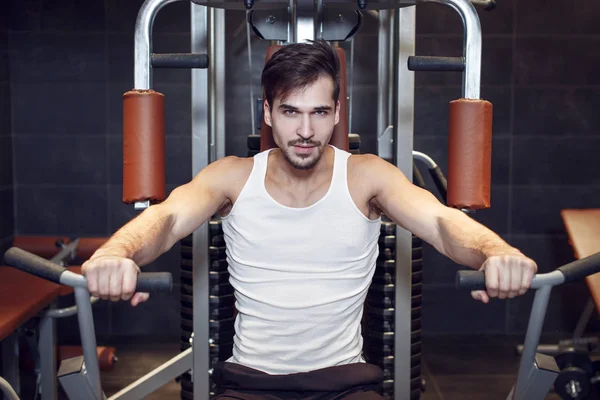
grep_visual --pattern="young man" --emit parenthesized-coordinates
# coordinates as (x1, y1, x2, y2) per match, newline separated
(82, 40, 537, 399)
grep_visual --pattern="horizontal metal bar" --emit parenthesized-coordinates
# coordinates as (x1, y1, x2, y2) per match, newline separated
(109, 347, 192, 399)
(152, 53, 209, 69)
(49, 238, 80, 265)
(407, 56, 464, 71)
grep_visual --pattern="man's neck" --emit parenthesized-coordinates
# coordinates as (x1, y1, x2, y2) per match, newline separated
(271, 146, 333, 186)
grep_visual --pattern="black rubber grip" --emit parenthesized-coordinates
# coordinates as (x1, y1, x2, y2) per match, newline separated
(136, 272, 173, 293)
(4, 247, 67, 284)
(471, 0, 496, 11)
(557, 252, 600, 284)
(407, 56, 465, 72)
(430, 166, 448, 201)
(151, 53, 209, 69)
(455, 270, 486, 290)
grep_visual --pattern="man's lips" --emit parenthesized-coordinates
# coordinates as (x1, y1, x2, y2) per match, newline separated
(293, 145, 316, 153)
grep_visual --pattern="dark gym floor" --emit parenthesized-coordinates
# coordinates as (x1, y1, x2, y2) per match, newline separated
(14, 334, 573, 399)
(94, 334, 568, 400)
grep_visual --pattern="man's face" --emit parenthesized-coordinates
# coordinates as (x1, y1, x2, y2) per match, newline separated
(264, 76, 340, 170)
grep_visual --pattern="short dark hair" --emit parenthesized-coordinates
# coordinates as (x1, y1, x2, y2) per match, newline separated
(261, 39, 340, 109)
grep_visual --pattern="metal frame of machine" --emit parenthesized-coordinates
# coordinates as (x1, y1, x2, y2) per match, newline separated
(124, 0, 487, 398)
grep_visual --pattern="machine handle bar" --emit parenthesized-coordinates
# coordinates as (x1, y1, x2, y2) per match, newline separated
(4, 247, 173, 293)
(151, 53, 209, 69)
(408, 56, 465, 72)
(455, 251, 600, 290)
(470, 0, 496, 11)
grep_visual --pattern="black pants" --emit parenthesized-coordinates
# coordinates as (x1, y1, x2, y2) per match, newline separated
(211, 361, 385, 400)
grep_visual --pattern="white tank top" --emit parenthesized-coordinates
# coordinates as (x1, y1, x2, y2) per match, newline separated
(220, 145, 381, 375)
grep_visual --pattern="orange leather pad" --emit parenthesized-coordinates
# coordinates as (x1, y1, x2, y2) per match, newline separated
(0, 267, 60, 341)
(447, 98, 493, 210)
(12, 236, 71, 259)
(76, 237, 108, 260)
(122, 89, 166, 204)
(561, 209, 600, 315)
(58, 345, 116, 371)
(259, 45, 349, 152)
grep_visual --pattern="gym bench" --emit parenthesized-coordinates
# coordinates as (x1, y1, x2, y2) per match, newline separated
(0, 236, 108, 400)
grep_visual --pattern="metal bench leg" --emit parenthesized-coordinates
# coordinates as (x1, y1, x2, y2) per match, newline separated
(1, 332, 20, 398)
(573, 298, 594, 340)
(39, 314, 57, 400)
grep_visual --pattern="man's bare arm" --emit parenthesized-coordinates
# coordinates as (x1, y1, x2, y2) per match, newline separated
(365, 154, 536, 302)
(91, 156, 240, 267)
(366, 155, 522, 269)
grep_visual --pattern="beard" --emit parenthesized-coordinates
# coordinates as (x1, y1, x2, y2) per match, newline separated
(282, 139, 324, 170)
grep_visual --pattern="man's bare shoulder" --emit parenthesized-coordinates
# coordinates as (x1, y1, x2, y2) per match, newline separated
(209, 155, 254, 187)
(212, 155, 254, 172)
(347, 153, 392, 180)
(347, 153, 408, 196)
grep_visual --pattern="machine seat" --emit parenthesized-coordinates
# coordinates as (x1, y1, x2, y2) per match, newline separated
(561, 209, 600, 315)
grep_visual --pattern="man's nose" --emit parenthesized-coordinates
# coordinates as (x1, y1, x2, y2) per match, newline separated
(297, 114, 314, 139)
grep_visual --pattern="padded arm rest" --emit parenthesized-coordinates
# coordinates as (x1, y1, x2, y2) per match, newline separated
(0, 267, 60, 341)
(76, 238, 108, 261)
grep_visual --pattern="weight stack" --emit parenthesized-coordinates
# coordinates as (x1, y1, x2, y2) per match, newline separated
(246, 133, 361, 157)
(363, 220, 424, 400)
(179, 218, 235, 399)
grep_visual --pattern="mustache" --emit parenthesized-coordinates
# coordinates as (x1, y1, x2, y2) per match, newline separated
(288, 139, 321, 147)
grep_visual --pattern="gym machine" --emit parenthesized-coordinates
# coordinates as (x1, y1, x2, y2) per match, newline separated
(0, 247, 173, 400)
(117, 0, 494, 399)
(456, 252, 600, 400)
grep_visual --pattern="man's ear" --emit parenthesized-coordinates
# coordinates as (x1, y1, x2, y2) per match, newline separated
(263, 100, 272, 127)
(334, 100, 340, 125)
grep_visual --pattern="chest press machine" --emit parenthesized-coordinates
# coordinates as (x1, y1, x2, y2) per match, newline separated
(117, 0, 494, 399)
(0, 1, 496, 400)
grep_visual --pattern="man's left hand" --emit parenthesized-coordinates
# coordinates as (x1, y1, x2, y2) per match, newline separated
(471, 253, 538, 303)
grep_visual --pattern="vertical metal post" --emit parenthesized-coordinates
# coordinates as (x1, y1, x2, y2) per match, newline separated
(133, 0, 182, 211)
(288, 0, 297, 43)
(377, 9, 393, 161)
(39, 315, 58, 400)
(295, 0, 315, 43)
(208, 7, 226, 161)
(73, 287, 103, 400)
(514, 285, 553, 399)
(1, 333, 20, 398)
(377, 10, 390, 138)
(191, 2, 211, 399)
(388, 9, 396, 126)
(393, 5, 416, 399)
(423, 0, 481, 99)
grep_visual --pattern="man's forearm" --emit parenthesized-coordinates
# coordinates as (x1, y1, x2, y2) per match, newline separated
(91, 204, 176, 266)
(435, 208, 521, 270)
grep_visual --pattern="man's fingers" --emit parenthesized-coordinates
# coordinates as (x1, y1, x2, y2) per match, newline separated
(509, 262, 522, 298)
(121, 267, 138, 301)
(519, 263, 536, 296)
(109, 268, 124, 302)
(131, 292, 150, 307)
(485, 263, 499, 299)
(497, 262, 510, 299)
(84, 267, 99, 297)
(472, 290, 489, 303)
(97, 267, 110, 301)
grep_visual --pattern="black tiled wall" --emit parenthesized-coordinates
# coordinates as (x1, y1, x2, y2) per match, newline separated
(6, 0, 600, 339)
(0, 3, 13, 254)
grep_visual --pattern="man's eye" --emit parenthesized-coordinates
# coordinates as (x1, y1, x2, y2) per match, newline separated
(284, 110, 296, 115)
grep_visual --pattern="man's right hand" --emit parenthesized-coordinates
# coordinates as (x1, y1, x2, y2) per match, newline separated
(81, 256, 150, 306)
